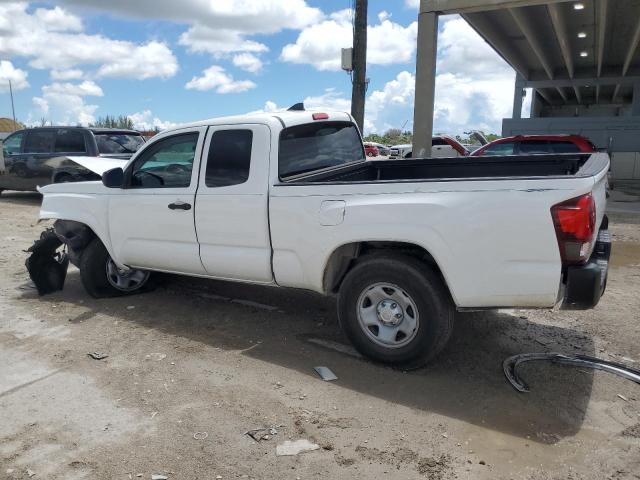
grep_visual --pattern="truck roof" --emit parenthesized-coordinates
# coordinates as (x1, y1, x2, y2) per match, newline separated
(163, 109, 354, 133)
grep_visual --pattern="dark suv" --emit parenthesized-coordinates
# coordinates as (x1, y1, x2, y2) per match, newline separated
(0, 127, 144, 193)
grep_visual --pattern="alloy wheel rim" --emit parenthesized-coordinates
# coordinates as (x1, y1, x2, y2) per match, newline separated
(105, 258, 149, 292)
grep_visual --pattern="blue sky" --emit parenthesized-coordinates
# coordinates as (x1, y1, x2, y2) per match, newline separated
(0, 0, 521, 135)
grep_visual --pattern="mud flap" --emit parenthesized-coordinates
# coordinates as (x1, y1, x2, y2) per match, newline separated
(25, 228, 70, 295)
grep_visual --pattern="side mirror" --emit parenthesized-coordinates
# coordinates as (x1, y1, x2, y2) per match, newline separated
(102, 167, 124, 188)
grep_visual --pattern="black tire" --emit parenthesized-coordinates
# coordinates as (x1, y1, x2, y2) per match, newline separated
(80, 238, 151, 298)
(55, 173, 73, 183)
(337, 253, 454, 368)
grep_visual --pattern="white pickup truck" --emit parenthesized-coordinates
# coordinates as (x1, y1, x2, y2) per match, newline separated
(37, 108, 611, 367)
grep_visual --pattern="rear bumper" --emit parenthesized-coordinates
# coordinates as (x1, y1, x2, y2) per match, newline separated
(560, 217, 611, 310)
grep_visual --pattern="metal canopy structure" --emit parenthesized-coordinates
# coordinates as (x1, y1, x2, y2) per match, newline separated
(412, 0, 640, 179)
(460, 0, 640, 107)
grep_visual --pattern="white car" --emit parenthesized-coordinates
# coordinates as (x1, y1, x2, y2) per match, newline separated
(389, 135, 469, 159)
(36, 108, 611, 367)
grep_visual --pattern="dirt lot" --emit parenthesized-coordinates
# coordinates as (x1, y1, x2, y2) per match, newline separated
(1, 190, 639, 480)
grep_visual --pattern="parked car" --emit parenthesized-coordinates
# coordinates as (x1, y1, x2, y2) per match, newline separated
(389, 135, 468, 159)
(364, 143, 380, 157)
(0, 127, 145, 193)
(36, 108, 610, 367)
(365, 142, 390, 156)
(470, 134, 596, 156)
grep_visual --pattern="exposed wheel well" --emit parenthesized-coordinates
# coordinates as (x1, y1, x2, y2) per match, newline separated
(53, 219, 97, 266)
(323, 241, 449, 296)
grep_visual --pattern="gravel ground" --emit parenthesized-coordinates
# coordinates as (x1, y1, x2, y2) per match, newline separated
(1, 191, 639, 480)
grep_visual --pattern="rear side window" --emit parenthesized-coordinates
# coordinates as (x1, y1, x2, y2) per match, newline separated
(482, 142, 515, 156)
(550, 141, 581, 153)
(205, 130, 253, 187)
(95, 134, 144, 154)
(519, 140, 551, 154)
(23, 130, 55, 153)
(432, 138, 447, 146)
(279, 121, 365, 178)
(55, 129, 86, 153)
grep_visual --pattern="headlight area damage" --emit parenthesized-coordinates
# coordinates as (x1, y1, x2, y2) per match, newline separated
(504, 352, 640, 393)
(25, 220, 95, 295)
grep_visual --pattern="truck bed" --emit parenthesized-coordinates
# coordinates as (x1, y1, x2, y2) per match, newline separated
(282, 153, 594, 184)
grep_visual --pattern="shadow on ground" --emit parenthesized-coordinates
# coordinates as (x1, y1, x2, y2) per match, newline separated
(24, 268, 595, 444)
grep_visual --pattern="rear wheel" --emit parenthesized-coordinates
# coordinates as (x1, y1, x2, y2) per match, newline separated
(55, 173, 74, 183)
(337, 254, 454, 368)
(80, 238, 150, 298)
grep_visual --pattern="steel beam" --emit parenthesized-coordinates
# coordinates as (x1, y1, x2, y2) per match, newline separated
(573, 86, 582, 104)
(523, 76, 640, 88)
(423, 0, 571, 14)
(547, 3, 574, 78)
(462, 12, 530, 78)
(510, 7, 555, 79)
(596, 0, 608, 78)
(613, 11, 640, 101)
(535, 88, 554, 105)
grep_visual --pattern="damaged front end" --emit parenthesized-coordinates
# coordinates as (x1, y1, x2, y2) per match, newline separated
(26, 220, 95, 295)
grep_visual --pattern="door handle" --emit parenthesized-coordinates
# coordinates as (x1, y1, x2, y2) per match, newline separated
(168, 201, 192, 211)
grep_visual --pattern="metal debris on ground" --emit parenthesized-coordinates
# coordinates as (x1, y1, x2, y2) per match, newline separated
(245, 426, 281, 442)
(88, 352, 109, 360)
(151, 475, 168, 480)
(503, 352, 640, 392)
(276, 439, 321, 456)
(193, 431, 209, 440)
(314, 366, 338, 381)
(617, 394, 629, 401)
(27, 468, 36, 477)
(25, 228, 69, 295)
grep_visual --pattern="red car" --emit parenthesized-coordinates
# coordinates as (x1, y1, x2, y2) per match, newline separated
(364, 143, 380, 157)
(471, 134, 596, 156)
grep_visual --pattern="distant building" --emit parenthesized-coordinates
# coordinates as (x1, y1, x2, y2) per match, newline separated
(0, 118, 23, 141)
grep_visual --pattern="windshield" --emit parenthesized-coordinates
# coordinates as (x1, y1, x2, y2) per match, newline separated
(95, 133, 145, 154)
(279, 121, 365, 178)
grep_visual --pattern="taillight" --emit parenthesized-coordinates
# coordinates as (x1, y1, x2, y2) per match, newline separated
(312, 113, 329, 120)
(551, 193, 596, 265)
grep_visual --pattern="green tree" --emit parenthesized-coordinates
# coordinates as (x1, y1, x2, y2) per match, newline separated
(91, 115, 134, 129)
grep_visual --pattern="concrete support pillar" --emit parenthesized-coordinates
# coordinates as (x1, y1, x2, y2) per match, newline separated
(512, 75, 525, 119)
(412, 11, 438, 158)
(633, 82, 640, 116)
(531, 90, 543, 118)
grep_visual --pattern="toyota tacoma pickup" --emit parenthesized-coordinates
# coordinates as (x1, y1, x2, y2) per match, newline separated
(35, 107, 611, 367)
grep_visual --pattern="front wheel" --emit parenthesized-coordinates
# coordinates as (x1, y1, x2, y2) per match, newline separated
(337, 254, 454, 368)
(80, 238, 151, 298)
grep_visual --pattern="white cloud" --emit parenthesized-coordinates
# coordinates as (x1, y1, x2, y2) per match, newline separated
(304, 88, 352, 112)
(178, 25, 269, 56)
(232, 53, 263, 73)
(32, 81, 104, 125)
(96, 41, 177, 79)
(59, 0, 323, 33)
(34, 6, 82, 32)
(43, 81, 103, 97)
(0, 60, 29, 92)
(50, 69, 84, 81)
(185, 66, 256, 94)
(60, 0, 322, 61)
(281, 9, 418, 71)
(405, 0, 420, 9)
(0, 3, 178, 80)
(128, 110, 177, 131)
(32, 96, 49, 115)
